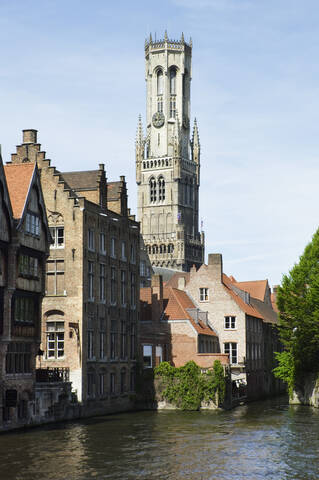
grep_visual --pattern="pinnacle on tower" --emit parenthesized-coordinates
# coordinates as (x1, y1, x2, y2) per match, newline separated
(164, 30, 168, 41)
(135, 114, 144, 147)
(181, 32, 184, 43)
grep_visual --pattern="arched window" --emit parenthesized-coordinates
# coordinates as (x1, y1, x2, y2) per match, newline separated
(158, 176, 165, 201)
(157, 69, 163, 95)
(150, 178, 156, 203)
(170, 68, 176, 94)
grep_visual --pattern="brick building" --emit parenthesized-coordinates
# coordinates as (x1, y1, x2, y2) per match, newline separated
(8, 130, 140, 416)
(0, 153, 51, 429)
(140, 275, 228, 370)
(167, 254, 282, 400)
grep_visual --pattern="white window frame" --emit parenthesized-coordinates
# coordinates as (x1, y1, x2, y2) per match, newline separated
(49, 226, 64, 248)
(46, 321, 64, 359)
(224, 316, 236, 330)
(224, 342, 238, 365)
(199, 287, 209, 302)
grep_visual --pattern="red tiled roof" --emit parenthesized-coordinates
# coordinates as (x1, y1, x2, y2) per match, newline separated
(231, 279, 268, 302)
(140, 286, 216, 336)
(165, 272, 190, 288)
(4, 163, 35, 219)
(223, 274, 263, 319)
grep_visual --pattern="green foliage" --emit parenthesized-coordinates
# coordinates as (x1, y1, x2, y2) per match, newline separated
(154, 360, 226, 410)
(273, 228, 319, 393)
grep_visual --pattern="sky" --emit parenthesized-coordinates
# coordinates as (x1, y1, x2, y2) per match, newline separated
(1, 0, 319, 286)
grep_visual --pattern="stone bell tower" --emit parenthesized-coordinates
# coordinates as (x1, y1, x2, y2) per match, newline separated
(136, 32, 205, 272)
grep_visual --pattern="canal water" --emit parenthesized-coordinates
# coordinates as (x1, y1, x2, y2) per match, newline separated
(1, 396, 319, 480)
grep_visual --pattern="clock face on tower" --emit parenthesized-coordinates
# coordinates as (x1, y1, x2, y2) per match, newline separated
(152, 111, 165, 128)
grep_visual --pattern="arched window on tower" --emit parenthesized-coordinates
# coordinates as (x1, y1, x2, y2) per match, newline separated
(157, 69, 163, 113)
(157, 69, 163, 95)
(169, 67, 177, 118)
(158, 176, 165, 201)
(170, 68, 176, 94)
(150, 178, 157, 203)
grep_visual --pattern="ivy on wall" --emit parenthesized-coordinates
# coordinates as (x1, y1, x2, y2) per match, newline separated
(154, 360, 226, 410)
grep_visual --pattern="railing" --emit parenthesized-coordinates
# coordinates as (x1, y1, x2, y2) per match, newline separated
(36, 367, 70, 383)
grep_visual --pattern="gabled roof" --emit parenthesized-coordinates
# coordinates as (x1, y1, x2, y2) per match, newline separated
(140, 286, 217, 336)
(231, 279, 268, 302)
(4, 163, 35, 219)
(61, 170, 101, 191)
(223, 274, 263, 319)
(164, 287, 217, 336)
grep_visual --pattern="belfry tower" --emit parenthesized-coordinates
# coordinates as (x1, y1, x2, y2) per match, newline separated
(136, 33, 205, 271)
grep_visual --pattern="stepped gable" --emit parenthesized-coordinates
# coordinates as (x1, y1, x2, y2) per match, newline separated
(107, 181, 122, 200)
(3, 163, 35, 219)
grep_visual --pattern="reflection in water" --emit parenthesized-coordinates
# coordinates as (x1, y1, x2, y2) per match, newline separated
(1, 397, 319, 480)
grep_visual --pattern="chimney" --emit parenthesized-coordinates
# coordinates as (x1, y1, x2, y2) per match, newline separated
(177, 276, 186, 290)
(151, 275, 163, 300)
(208, 253, 223, 282)
(99, 163, 104, 171)
(23, 129, 37, 144)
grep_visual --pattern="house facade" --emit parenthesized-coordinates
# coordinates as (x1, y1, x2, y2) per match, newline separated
(140, 275, 228, 370)
(167, 253, 282, 400)
(8, 129, 140, 416)
(0, 154, 51, 430)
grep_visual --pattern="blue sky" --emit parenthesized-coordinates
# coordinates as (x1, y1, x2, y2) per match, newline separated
(1, 0, 319, 286)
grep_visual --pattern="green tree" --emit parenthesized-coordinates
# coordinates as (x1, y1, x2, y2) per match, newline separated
(274, 228, 319, 395)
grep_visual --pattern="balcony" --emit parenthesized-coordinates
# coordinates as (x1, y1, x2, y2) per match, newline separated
(36, 367, 70, 383)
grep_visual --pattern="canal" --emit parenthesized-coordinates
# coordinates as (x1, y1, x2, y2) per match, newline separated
(1, 396, 319, 480)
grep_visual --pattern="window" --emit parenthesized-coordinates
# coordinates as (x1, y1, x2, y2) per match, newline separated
(87, 372, 95, 397)
(46, 260, 65, 295)
(121, 241, 126, 261)
(99, 232, 106, 254)
(157, 69, 163, 95)
(88, 261, 94, 301)
(158, 177, 165, 201)
(130, 273, 136, 307)
(199, 288, 209, 302)
(170, 96, 176, 118)
(110, 372, 115, 394)
(111, 237, 116, 258)
(130, 323, 136, 360)
(143, 345, 152, 368)
(99, 264, 106, 302)
(6, 343, 31, 373)
(140, 261, 145, 276)
(88, 229, 95, 251)
(150, 178, 157, 203)
(224, 342, 237, 364)
(99, 372, 106, 396)
(99, 318, 106, 359)
(26, 212, 40, 236)
(111, 267, 117, 305)
(121, 320, 127, 359)
(224, 316, 236, 329)
(49, 226, 64, 247)
(130, 244, 136, 264)
(155, 345, 163, 366)
(120, 369, 126, 394)
(19, 255, 39, 278)
(14, 295, 37, 324)
(121, 270, 126, 305)
(157, 96, 163, 113)
(88, 330, 94, 360)
(46, 321, 64, 358)
(110, 320, 116, 359)
(169, 67, 176, 94)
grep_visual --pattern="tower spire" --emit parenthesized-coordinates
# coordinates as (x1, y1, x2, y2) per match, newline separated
(191, 118, 201, 184)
